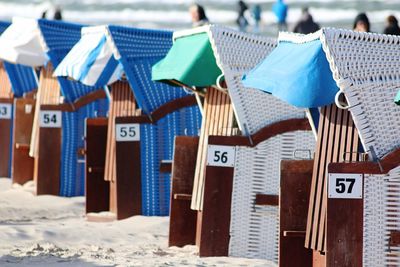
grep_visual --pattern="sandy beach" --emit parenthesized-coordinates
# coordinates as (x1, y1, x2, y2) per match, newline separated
(0, 178, 277, 266)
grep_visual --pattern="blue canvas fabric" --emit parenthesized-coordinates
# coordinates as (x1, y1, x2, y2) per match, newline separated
(0, 21, 10, 34)
(140, 105, 201, 216)
(108, 25, 188, 114)
(38, 19, 109, 196)
(60, 99, 108, 196)
(3, 62, 37, 97)
(242, 39, 339, 108)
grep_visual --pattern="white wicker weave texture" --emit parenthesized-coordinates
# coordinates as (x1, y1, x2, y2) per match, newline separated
(321, 29, 400, 159)
(208, 26, 306, 135)
(363, 166, 400, 267)
(229, 130, 315, 261)
(191, 26, 310, 211)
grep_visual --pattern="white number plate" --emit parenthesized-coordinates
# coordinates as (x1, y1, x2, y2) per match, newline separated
(206, 145, 236, 167)
(328, 173, 363, 199)
(116, 123, 140, 142)
(40, 111, 62, 128)
(0, 103, 12, 119)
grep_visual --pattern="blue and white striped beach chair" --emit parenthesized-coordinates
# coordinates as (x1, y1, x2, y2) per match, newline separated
(0, 17, 108, 196)
(37, 19, 108, 196)
(55, 25, 201, 216)
(108, 26, 201, 216)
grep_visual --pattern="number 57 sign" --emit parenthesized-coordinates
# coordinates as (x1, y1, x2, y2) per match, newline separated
(328, 173, 363, 199)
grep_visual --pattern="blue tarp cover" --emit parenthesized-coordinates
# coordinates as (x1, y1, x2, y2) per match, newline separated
(242, 39, 339, 108)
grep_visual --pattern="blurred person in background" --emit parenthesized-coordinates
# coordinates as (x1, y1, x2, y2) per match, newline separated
(272, 0, 288, 31)
(41, 5, 63, 20)
(54, 7, 63, 20)
(251, 4, 262, 33)
(292, 7, 320, 34)
(353, 12, 370, 32)
(189, 3, 209, 27)
(236, 0, 249, 32)
(384, 15, 400, 35)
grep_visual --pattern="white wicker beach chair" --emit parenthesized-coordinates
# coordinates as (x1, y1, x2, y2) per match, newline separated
(317, 28, 400, 159)
(202, 26, 315, 261)
(320, 29, 400, 265)
(154, 25, 315, 260)
(250, 29, 400, 254)
(191, 26, 312, 210)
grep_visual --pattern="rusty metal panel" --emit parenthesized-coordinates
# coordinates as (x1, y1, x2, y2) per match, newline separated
(0, 99, 12, 177)
(279, 160, 313, 267)
(11, 97, 35, 184)
(86, 118, 109, 214)
(169, 136, 199, 247)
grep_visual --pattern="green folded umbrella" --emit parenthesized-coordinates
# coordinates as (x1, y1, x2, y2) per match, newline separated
(152, 32, 222, 87)
(395, 90, 400, 105)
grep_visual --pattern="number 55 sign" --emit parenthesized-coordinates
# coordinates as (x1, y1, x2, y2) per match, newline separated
(328, 173, 363, 199)
(115, 123, 140, 142)
(206, 145, 236, 168)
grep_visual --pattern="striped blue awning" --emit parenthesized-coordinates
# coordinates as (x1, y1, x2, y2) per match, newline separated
(54, 26, 123, 88)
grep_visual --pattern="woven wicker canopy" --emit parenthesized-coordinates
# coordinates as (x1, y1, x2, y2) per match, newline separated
(152, 31, 222, 87)
(242, 38, 339, 108)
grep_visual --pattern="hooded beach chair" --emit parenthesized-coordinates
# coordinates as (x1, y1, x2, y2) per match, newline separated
(243, 28, 400, 266)
(0, 21, 38, 180)
(0, 17, 108, 196)
(153, 25, 315, 260)
(55, 25, 202, 218)
(6, 62, 39, 185)
(0, 21, 13, 178)
(318, 29, 400, 267)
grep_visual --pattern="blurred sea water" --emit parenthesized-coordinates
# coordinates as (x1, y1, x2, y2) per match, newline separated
(0, 0, 399, 35)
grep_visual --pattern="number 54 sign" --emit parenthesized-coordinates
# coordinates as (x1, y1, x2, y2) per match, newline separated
(40, 111, 62, 128)
(206, 145, 236, 168)
(328, 173, 363, 199)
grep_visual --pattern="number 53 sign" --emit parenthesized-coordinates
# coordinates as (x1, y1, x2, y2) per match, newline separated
(0, 103, 12, 119)
(328, 173, 363, 199)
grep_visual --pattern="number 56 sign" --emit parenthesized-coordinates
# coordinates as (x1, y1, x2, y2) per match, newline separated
(328, 173, 363, 199)
(206, 145, 236, 168)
